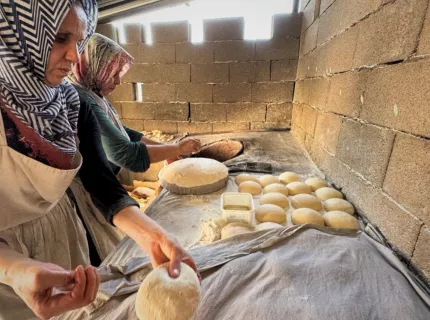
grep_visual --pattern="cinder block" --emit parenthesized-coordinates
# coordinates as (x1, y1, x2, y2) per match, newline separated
(292, 126, 306, 144)
(177, 121, 213, 134)
(213, 121, 250, 132)
(191, 63, 229, 83)
(266, 103, 293, 122)
(137, 43, 175, 63)
(271, 60, 298, 81)
(151, 21, 189, 43)
(214, 41, 255, 62)
(255, 38, 299, 60)
(293, 78, 330, 107)
(291, 103, 303, 129)
(111, 102, 122, 118)
(301, 0, 319, 33)
(411, 226, 430, 280)
(204, 17, 245, 41)
(226, 103, 266, 122)
(252, 82, 294, 103)
(296, 50, 318, 79)
(383, 134, 430, 225)
(156, 64, 191, 83)
(273, 13, 302, 38)
(123, 23, 143, 43)
(176, 42, 214, 63)
(109, 83, 135, 102)
(121, 102, 154, 120)
(336, 120, 395, 187)
(121, 119, 144, 131)
(213, 83, 252, 103)
(320, 0, 336, 14)
(190, 104, 227, 122)
(313, 111, 342, 154)
(144, 120, 178, 133)
(301, 105, 317, 137)
(417, 4, 430, 55)
(176, 83, 213, 103)
(96, 24, 117, 42)
(353, 0, 428, 68)
(122, 64, 153, 83)
(152, 103, 189, 121)
(251, 121, 291, 130)
(299, 19, 318, 56)
(361, 58, 430, 138)
(317, 0, 380, 46)
(230, 61, 270, 82)
(326, 70, 368, 117)
(121, 44, 139, 60)
(142, 84, 175, 102)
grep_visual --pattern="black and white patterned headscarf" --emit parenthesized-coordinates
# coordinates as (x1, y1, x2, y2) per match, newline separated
(0, 0, 97, 155)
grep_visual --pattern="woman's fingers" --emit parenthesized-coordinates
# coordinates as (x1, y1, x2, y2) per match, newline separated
(70, 265, 87, 302)
(83, 266, 98, 304)
(167, 247, 182, 278)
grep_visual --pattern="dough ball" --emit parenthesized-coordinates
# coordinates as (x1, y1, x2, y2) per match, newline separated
(323, 211, 359, 230)
(238, 181, 262, 195)
(221, 222, 254, 239)
(315, 187, 343, 201)
(323, 198, 355, 215)
(263, 183, 289, 196)
(255, 222, 283, 231)
(160, 158, 228, 195)
(235, 173, 258, 185)
(255, 204, 287, 223)
(290, 194, 322, 211)
(304, 177, 328, 191)
(291, 208, 324, 226)
(260, 192, 290, 209)
(258, 175, 280, 187)
(279, 171, 300, 184)
(286, 182, 312, 195)
(135, 262, 200, 320)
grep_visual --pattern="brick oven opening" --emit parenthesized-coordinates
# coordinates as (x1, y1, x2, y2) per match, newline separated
(192, 139, 243, 162)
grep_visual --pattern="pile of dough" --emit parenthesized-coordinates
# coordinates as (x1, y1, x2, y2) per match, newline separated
(160, 158, 228, 195)
(286, 182, 312, 195)
(323, 198, 355, 215)
(291, 208, 324, 226)
(323, 211, 359, 230)
(304, 177, 328, 191)
(258, 175, 280, 187)
(238, 181, 262, 195)
(315, 187, 343, 201)
(221, 222, 254, 239)
(255, 222, 283, 231)
(290, 194, 322, 211)
(279, 171, 300, 184)
(235, 173, 258, 185)
(135, 262, 200, 320)
(255, 204, 286, 223)
(263, 183, 289, 196)
(260, 192, 289, 209)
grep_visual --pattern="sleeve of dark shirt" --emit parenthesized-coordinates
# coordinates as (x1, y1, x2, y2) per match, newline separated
(123, 125, 144, 142)
(77, 97, 139, 224)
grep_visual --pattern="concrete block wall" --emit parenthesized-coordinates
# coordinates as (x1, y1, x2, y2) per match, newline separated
(97, 15, 301, 134)
(293, 0, 430, 280)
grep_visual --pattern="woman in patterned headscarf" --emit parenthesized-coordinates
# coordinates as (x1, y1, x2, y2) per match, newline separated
(0, 2, 199, 319)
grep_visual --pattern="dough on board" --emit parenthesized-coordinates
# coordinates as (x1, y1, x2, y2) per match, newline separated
(291, 208, 324, 226)
(235, 173, 258, 185)
(263, 183, 289, 196)
(290, 194, 322, 211)
(286, 182, 312, 195)
(258, 175, 280, 187)
(255, 222, 284, 231)
(304, 177, 328, 191)
(279, 172, 300, 184)
(260, 192, 290, 209)
(255, 204, 287, 223)
(323, 211, 359, 230)
(315, 187, 344, 201)
(238, 181, 262, 195)
(323, 198, 355, 215)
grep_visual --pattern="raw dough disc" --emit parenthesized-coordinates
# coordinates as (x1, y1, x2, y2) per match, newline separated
(291, 208, 324, 226)
(263, 183, 289, 196)
(135, 262, 200, 320)
(323, 198, 355, 215)
(323, 211, 359, 230)
(160, 158, 228, 195)
(221, 222, 254, 239)
(235, 173, 258, 185)
(259, 192, 290, 209)
(258, 175, 280, 187)
(279, 172, 300, 184)
(255, 222, 283, 231)
(315, 187, 343, 201)
(304, 177, 328, 191)
(238, 181, 262, 195)
(290, 194, 322, 211)
(255, 204, 287, 223)
(286, 182, 312, 195)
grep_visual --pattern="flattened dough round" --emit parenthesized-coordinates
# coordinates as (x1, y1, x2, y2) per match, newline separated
(315, 187, 343, 201)
(255, 204, 287, 223)
(255, 222, 283, 231)
(260, 192, 289, 209)
(323, 198, 355, 215)
(235, 173, 258, 185)
(238, 181, 262, 195)
(258, 175, 280, 187)
(291, 208, 324, 226)
(221, 222, 254, 239)
(286, 181, 312, 195)
(279, 172, 300, 184)
(291, 194, 322, 211)
(323, 211, 359, 230)
(263, 183, 289, 196)
(135, 262, 200, 320)
(160, 158, 228, 195)
(305, 177, 328, 191)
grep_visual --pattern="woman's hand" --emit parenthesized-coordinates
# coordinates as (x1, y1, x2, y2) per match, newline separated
(178, 138, 201, 155)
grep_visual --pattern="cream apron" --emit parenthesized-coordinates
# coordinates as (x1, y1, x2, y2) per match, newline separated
(0, 114, 90, 320)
